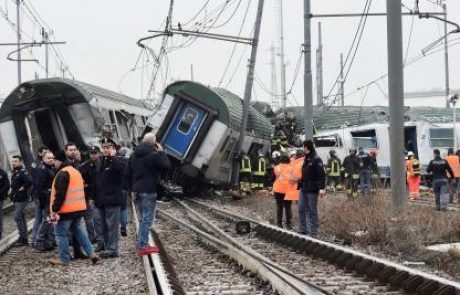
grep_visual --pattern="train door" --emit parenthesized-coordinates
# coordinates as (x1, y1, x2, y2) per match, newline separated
(404, 126, 418, 157)
(163, 102, 207, 159)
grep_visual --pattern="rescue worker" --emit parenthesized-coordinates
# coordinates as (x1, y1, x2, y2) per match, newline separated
(239, 154, 252, 194)
(326, 150, 341, 192)
(405, 151, 421, 200)
(10, 155, 32, 246)
(251, 152, 267, 190)
(445, 148, 460, 204)
(126, 133, 171, 256)
(279, 131, 289, 149)
(48, 150, 99, 265)
(31, 146, 49, 244)
(32, 151, 56, 250)
(285, 149, 304, 226)
(357, 147, 372, 197)
(92, 138, 126, 258)
(80, 146, 100, 244)
(342, 147, 361, 199)
(0, 161, 10, 241)
(427, 149, 454, 211)
(298, 140, 326, 237)
(369, 148, 379, 193)
(272, 154, 292, 229)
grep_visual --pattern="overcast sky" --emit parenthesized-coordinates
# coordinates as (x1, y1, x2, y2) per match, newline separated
(0, 0, 459, 109)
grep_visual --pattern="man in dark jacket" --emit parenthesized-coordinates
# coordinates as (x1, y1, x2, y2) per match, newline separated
(0, 162, 11, 240)
(427, 149, 454, 211)
(32, 151, 56, 251)
(31, 146, 48, 243)
(48, 151, 99, 265)
(115, 147, 129, 237)
(92, 138, 126, 258)
(10, 155, 32, 246)
(357, 147, 372, 197)
(80, 146, 100, 244)
(298, 140, 326, 237)
(126, 133, 171, 256)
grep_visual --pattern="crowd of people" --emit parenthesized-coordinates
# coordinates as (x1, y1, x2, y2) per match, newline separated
(0, 132, 170, 266)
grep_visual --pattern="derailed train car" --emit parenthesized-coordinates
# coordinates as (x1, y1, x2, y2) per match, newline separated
(0, 78, 153, 169)
(144, 81, 273, 190)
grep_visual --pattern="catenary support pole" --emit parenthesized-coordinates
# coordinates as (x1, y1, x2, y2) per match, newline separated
(279, 0, 287, 117)
(316, 22, 323, 106)
(340, 53, 345, 107)
(16, 0, 21, 85)
(386, 0, 406, 213)
(443, 3, 450, 109)
(303, 0, 313, 139)
(231, 0, 265, 187)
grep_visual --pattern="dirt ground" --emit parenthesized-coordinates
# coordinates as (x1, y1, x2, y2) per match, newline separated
(202, 190, 460, 281)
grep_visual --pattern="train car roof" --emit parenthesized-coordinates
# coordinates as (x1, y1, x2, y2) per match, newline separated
(0, 78, 151, 123)
(276, 106, 460, 132)
(164, 81, 273, 139)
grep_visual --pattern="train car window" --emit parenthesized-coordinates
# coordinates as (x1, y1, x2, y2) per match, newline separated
(222, 137, 236, 162)
(115, 111, 130, 140)
(314, 135, 339, 148)
(219, 136, 230, 153)
(351, 130, 377, 149)
(177, 107, 198, 135)
(429, 128, 454, 147)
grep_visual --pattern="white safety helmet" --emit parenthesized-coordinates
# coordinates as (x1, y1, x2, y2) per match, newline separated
(407, 151, 415, 157)
(289, 150, 296, 157)
(272, 151, 281, 159)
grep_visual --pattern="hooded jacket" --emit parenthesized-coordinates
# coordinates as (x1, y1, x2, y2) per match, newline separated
(125, 143, 171, 194)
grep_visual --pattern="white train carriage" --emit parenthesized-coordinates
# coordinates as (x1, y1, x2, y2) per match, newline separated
(0, 78, 153, 169)
(144, 81, 273, 189)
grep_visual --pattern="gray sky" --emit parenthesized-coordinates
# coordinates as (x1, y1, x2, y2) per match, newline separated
(0, 0, 459, 108)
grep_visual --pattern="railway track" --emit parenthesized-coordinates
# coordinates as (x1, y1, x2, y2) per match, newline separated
(131, 200, 185, 295)
(157, 204, 330, 295)
(176, 198, 460, 295)
(0, 218, 35, 265)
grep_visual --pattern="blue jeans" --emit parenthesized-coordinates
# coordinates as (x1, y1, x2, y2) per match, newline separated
(54, 217, 94, 263)
(120, 190, 129, 229)
(93, 206, 121, 256)
(433, 179, 449, 210)
(14, 202, 28, 241)
(360, 169, 371, 196)
(137, 193, 157, 249)
(298, 190, 319, 235)
(32, 197, 43, 242)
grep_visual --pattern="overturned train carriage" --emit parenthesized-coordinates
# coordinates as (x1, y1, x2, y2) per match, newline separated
(144, 81, 273, 189)
(0, 78, 153, 169)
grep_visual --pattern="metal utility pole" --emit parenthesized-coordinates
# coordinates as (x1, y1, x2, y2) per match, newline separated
(443, 3, 450, 109)
(316, 22, 324, 106)
(303, 0, 313, 139)
(16, 0, 21, 85)
(386, 0, 406, 213)
(270, 44, 279, 110)
(41, 28, 50, 78)
(278, 0, 287, 117)
(339, 53, 345, 107)
(231, 0, 265, 187)
(190, 64, 194, 81)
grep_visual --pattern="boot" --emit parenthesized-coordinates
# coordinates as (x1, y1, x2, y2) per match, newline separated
(120, 227, 127, 237)
(73, 248, 89, 260)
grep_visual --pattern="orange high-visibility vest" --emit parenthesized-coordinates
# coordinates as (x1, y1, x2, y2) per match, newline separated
(50, 166, 86, 214)
(273, 163, 291, 194)
(445, 155, 460, 178)
(285, 157, 304, 201)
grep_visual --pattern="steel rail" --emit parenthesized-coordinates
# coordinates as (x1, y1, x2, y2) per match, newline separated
(188, 199, 460, 294)
(157, 207, 329, 295)
(131, 200, 174, 295)
(0, 219, 34, 255)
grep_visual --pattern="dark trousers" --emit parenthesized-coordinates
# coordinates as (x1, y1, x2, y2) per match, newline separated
(274, 193, 292, 227)
(449, 178, 459, 203)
